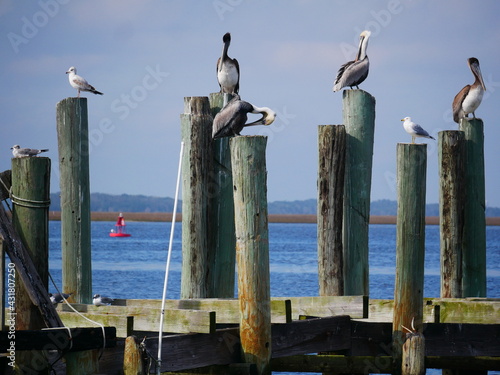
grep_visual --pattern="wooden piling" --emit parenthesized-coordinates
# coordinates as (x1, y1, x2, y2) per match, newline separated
(123, 336, 145, 375)
(401, 332, 425, 375)
(438, 131, 465, 298)
(459, 118, 486, 297)
(317, 125, 346, 296)
(231, 136, 271, 375)
(208, 92, 236, 298)
(11, 156, 51, 373)
(342, 89, 375, 296)
(393, 143, 427, 374)
(180, 97, 213, 299)
(56, 98, 92, 304)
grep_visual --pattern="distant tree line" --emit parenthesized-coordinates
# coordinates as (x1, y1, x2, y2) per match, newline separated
(49, 193, 500, 216)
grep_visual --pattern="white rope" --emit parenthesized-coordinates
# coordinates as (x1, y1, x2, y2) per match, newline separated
(48, 273, 107, 358)
(157, 141, 184, 375)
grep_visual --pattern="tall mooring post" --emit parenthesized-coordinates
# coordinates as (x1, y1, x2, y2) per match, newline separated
(180, 97, 213, 299)
(208, 92, 236, 298)
(317, 125, 346, 296)
(342, 89, 375, 296)
(393, 143, 427, 375)
(439, 131, 465, 298)
(12, 157, 51, 373)
(459, 118, 486, 297)
(56, 98, 92, 304)
(231, 136, 271, 375)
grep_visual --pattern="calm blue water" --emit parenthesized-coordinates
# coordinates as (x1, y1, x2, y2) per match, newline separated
(43, 221, 500, 299)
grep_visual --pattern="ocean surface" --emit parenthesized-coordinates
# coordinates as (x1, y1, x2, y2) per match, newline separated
(44, 221, 500, 300)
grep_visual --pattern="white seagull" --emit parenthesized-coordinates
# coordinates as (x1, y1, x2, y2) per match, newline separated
(49, 293, 72, 305)
(93, 294, 114, 306)
(401, 117, 435, 144)
(66, 66, 103, 98)
(11, 144, 49, 158)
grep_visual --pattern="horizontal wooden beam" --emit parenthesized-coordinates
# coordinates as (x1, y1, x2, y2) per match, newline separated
(0, 327, 116, 352)
(111, 298, 292, 323)
(273, 295, 367, 319)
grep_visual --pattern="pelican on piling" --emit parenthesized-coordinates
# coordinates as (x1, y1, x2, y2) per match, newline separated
(212, 95, 276, 139)
(401, 117, 435, 144)
(452, 57, 486, 123)
(333, 30, 371, 92)
(217, 32, 240, 95)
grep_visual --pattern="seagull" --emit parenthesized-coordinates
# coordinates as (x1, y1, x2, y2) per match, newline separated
(66, 66, 103, 98)
(401, 117, 435, 144)
(333, 30, 371, 92)
(93, 294, 114, 306)
(212, 95, 276, 139)
(452, 57, 486, 123)
(217, 32, 240, 95)
(49, 293, 72, 305)
(11, 145, 49, 158)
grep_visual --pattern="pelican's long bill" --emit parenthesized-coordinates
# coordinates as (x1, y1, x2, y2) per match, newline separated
(246, 107, 276, 126)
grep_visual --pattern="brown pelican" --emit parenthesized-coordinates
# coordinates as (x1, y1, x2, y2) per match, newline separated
(401, 117, 435, 144)
(212, 95, 276, 139)
(11, 144, 49, 158)
(217, 33, 240, 95)
(452, 57, 486, 123)
(333, 30, 371, 92)
(66, 66, 103, 97)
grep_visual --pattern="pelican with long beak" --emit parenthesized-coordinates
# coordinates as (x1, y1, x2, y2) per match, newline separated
(333, 30, 371, 92)
(217, 32, 240, 95)
(452, 57, 486, 123)
(212, 95, 276, 139)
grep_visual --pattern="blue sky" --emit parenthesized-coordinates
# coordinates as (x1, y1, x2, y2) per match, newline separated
(1, 0, 499, 207)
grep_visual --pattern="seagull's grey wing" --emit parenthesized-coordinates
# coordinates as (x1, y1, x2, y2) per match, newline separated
(413, 123, 431, 137)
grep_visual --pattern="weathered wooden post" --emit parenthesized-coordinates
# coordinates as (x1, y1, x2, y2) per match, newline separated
(459, 118, 486, 297)
(317, 125, 346, 296)
(342, 89, 375, 296)
(208, 92, 236, 298)
(393, 143, 427, 375)
(439, 131, 465, 298)
(56, 97, 92, 304)
(180, 97, 213, 299)
(12, 156, 51, 373)
(231, 136, 271, 375)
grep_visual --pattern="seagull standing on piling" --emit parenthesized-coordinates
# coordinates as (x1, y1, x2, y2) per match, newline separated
(93, 294, 114, 306)
(66, 66, 103, 98)
(11, 145, 49, 158)
(401, 117, 435, 144)
(333, 30, 371, 92)
(217, 32, 240, 95)
(452, 57, 486, 123)
(212, 95, 276, 139)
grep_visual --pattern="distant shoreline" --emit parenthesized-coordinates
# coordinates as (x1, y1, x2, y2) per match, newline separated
(48, 212, 500, 226)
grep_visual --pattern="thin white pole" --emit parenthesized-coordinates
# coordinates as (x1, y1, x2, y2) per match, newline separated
(157, 141, 184, 374)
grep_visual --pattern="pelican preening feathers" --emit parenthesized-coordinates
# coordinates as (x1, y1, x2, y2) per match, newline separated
(217, 32, 240, 95)
(452, 57, 486, 123)
(333, 30, 371, 92)
(401, 117, 435, 144)
(212, 95, 276, 139)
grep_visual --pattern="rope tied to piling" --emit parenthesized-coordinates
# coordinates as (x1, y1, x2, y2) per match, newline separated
(10, 190, 51, 209)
